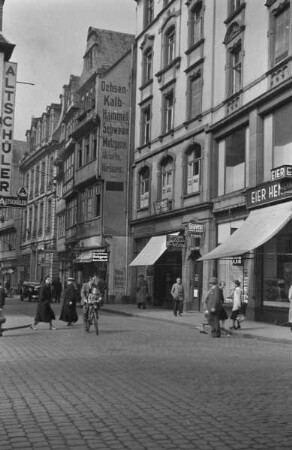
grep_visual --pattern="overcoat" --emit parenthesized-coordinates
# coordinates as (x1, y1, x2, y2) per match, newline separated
(35, 283, 55, 323)
(136, 277, 149, 305)
(59, 284, 79, 323)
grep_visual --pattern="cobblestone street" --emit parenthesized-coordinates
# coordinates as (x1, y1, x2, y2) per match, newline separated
(0, 301, 291, 450)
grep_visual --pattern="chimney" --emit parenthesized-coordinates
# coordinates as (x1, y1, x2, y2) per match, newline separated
(0, 0, 5, 33)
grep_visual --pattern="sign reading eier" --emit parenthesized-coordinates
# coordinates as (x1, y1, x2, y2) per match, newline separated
(0, 62, 17, 196)
(98, 77, 129, 182)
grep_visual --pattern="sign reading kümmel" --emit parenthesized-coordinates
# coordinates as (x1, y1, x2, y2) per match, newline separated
(0, 62, 17, 196)
(98, 76, 129, 183)
(246, 180, 292, 208)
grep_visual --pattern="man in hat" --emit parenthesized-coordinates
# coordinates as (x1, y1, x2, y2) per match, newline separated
(136, 274, 149, 309)
(59, 277, 79, 326)
(203, 277, 222, 338)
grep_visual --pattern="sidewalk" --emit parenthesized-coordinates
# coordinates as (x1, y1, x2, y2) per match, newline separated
(2, 296, 292, 344)
(101, 303, 292, 345)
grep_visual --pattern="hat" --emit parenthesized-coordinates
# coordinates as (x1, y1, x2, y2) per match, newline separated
(138, 274, 144, 278)
(209, 277, 218, 285)
(234, 279, 240, 286)
(67, 277, 75, 282)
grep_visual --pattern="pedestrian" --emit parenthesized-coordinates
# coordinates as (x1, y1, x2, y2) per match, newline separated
(81, 276, 94, 330)
(218, 281, 229, 333)
(0, 282, 6, 337)
(136, 274, 149, 309)
(203, 277, 222, 338)
(52, 277, 62, 303)
(230, 280, 243, 330)
(288, 282, 292, 332)
(171, 277, 184, 317)
(4, 280, 10, 296)
(59, 277, 79, 326)
(30, 275, 56, 330)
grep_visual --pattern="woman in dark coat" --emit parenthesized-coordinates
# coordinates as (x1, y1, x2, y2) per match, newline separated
(31, 275, 56, 330)
(59, 277, 79, 326)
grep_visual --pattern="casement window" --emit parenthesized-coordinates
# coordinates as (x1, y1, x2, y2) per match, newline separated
(145, 0, 154, 27)
(77, 140, 83, 168)
(228, 42, 242, 96)
(218, 127, 248, 195)
(165, 26, 176, 66)
(161, 156, 174, 199)
(162, 88, 174, 133)
(33, 204, 38, 235)
(35, 165, 39, 195)
(186, 145, 201, 194)
(40, 161, 46, 193)
(64, 154, 74, 183)
(30, 170, 34, 197)
(39, 202, 44, 234)
(84, 135, 90, 165)
(273, 6, 290, 64)
(188, 71, 202, 119)
(143, 47, 153, 84)
(190, 1, 203, 46)
(141, 105, 151, 145)
(47, 199, 52, 232)
(93, 133, 97, 160)
(66, 198, 77, 228)
(139, 167, 150, 209)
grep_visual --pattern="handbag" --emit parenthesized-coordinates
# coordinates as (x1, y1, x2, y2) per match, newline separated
(0, 309, 6, 324)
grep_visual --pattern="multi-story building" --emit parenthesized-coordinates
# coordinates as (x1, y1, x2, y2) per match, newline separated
(130, 0, 292, 323)
(55, 27, 134, 301)
(19, 104, 61, 282)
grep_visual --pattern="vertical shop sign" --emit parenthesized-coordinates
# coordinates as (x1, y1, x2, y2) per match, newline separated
(0, 62, 16, 196)
(98, 77, 129, 182)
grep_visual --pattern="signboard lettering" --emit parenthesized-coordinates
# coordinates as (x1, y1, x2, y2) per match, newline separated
(246, 180, 292, 208)
(0, 62, 17, 195)
(0, 195, 26, 207)
(271, 165, 292, 181)
(166, 235, 185, 248)
(188, 222, 204, 233)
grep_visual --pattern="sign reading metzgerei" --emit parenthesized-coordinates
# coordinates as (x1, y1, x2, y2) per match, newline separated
(166, 235, 185, 248)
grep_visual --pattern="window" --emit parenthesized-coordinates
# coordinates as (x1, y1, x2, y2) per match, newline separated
(228, 42, 242, 96)
(66, 198, 77, 228)
(190, 1, 203, 46)
(161, 156, 174, 199)
(84, 136, 90, 165)
(274, 103, 292, 167)
(35, 165, 39, 195)
(40, 161, 46, 192)
(88, 187, 94, 219)
(77, 141, 83, 168)
(165, 26, 175, 66)
(218, 128, 246, 195)
(162, 89, 174, 133)
(186, 145, 201, 194)
(145, 0, 154, 27)
(188, 71, 202, 119)
(141, 105, 151, 145)
(228, 0, 242, 15)
(273, 6, 290, 64)
(33, 204, 38, 235)
(143, 48, 153, 84)
(39, 202, 44, 234)
(93, 133, 97, 160)
(47, 199, 52, 232)
(139, 167, 150, 209)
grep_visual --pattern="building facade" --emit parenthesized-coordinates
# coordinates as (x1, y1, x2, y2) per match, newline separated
(130, 0, 292, 323)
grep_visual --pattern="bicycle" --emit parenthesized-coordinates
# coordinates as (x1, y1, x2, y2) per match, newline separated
(83, 296, 102, 335)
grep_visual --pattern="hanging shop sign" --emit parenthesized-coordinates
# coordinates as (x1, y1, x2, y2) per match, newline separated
(0, 195, 26, 207)
(166, 235, 185, 248)
(0, 62, 17, 196)
(232, 257, 243, 266)
(270, 165, 292, 181)
(187, 221, 204, 234)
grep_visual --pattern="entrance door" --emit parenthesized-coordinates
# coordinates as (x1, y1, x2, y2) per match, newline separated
(153, 248, 182, 308)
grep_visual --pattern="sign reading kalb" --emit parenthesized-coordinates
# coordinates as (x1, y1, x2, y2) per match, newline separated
(98, 77, 129, 182)
(0, 62, 17, 196)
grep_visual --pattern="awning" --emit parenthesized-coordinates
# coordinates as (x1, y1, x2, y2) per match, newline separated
(73, 251, 94, 263)
(199, 201, 292, 260)
(129, 233, 179, 266)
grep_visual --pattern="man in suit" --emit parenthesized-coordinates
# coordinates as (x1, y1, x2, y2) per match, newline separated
(203, 277, 223, 338)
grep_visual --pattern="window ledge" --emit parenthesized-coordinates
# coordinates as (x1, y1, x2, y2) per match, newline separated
(185, 38, 205, 55)
(139, 79, 153, 91)
(183, 114, 202, 128)
(158, 129, 175, 141)
(155, 57, 181, 82)
(137, 207, 149, 212)
(137, 142, 152, 152)
(183, 191, 200, 199)
(224, 3, 246, 25)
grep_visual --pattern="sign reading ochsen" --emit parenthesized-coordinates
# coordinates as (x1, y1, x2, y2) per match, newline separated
(0, 62, 17, 196)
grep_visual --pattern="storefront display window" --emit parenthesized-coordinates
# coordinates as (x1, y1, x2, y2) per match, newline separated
(262, 221, 292, 307)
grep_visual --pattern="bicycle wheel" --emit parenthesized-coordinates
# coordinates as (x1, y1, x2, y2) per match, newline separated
(93, 312, 99, 335)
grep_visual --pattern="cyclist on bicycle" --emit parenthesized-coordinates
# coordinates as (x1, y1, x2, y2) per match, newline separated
(81, 274, 106, 330)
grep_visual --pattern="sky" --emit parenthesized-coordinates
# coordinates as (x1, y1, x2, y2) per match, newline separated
(3, 0, 137, 141)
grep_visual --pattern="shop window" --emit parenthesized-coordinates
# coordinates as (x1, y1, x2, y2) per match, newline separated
(188, 70, 202, 119)
(162, 88, 175, 134)
(164, 26, 176, 67)
(143, 47, 153, 84)
(161, 156, 174, 200)
(262, 222, 292, 306)
(139, 167, 150, 209)
(270, 4, 290, 66)
(185, 145, 201, 194)
(141, 104, 151, 145)
(189, 1, 203, 47)
(218, 127, 247, 195)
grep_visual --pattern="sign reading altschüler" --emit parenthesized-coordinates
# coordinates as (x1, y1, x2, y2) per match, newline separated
(0, 62, 17, 196)
(98, 73, 130, 183)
